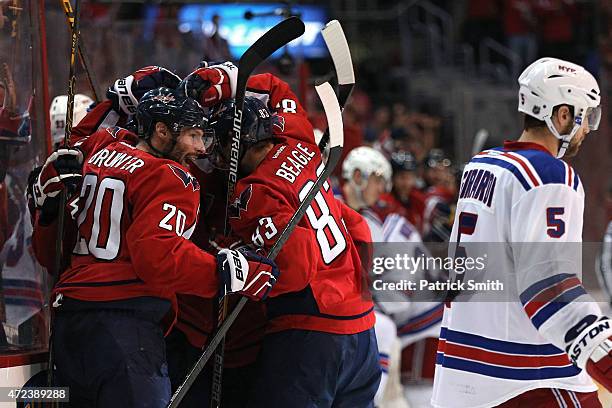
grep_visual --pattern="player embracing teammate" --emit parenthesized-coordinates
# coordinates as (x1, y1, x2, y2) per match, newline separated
(28, 66, 280, 407)
(28, 54, 381, 407)
(180, 68, 381, 407)
(432, 58, 612, 407)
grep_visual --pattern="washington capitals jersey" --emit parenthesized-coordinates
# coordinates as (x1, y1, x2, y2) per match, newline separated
(229, 74, 375, 335)
(32, 125, 220, 324)
(432, 141, 604, 407)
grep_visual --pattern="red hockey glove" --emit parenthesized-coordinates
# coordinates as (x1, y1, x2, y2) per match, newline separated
(568, 317, 612, 392)
(32, 148, 83, 224)
(585, 337, 612, 392)
(217, 248, 279, 301)
(180, 62, 237, 107)
(106, 66, 182, 115)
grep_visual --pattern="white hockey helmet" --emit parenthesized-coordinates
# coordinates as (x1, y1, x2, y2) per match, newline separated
(518, 57, 601, 158)
(50, 94, 94, 145)
(342, 146, 392, 191)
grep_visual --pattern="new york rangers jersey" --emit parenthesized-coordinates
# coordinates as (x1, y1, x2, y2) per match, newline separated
(432, 141, 603, 407)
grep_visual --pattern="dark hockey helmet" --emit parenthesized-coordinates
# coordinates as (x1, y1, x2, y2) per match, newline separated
(136, 87, 208, 140)
(207, 96, 281, 149)
(390, 150, 417, 173)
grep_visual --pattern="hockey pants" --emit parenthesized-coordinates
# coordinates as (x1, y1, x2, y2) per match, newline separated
(52, 302, 171, 407)
(247, 327, 381, 408)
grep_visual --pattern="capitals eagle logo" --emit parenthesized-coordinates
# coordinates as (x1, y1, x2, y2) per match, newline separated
(168, 164, 200, 192)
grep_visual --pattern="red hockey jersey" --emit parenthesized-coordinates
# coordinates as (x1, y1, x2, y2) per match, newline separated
(48, 126, 220, 321)
(174, 164, 267, 367)
(229, 74, 375, 335)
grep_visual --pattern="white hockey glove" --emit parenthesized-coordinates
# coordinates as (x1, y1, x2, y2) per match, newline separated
(566, 316, 612, 392)
(216, 248, 279, 301)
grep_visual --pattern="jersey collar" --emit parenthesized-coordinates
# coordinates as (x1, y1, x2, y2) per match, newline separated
(503, 140, 553, 156)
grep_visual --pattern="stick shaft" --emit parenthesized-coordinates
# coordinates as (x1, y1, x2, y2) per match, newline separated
(48, 0, 81, 393)
(60, 0, 100, 102)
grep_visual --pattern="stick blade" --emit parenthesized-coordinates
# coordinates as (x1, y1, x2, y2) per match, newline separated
(239, 17, 305, 76)
(315, 82, 343, 149)
(321, 20, 354, 85)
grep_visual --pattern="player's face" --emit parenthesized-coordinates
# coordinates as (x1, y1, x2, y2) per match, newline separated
(171, 128, 206, 166)
(565, 116, 590, 158)
(363, 173, 387, 206)
(240, 141, 274, 175)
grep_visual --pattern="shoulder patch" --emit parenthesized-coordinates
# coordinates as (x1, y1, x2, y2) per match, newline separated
(273, 115, 285, 133)
(229, 184, 252, 219)
(106, 126, 122, 138)
(167, 164, 200, 192)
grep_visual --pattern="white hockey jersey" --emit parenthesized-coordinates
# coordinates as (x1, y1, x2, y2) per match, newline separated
(431, 141, 602, 408)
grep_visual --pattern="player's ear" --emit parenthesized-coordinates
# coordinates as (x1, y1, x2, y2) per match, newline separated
(154, 122, 170, 141)
(555, 105, 573, 128)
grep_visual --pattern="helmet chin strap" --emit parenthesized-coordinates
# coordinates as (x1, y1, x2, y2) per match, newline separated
(543, 117, 581, 159)
(146, 130, 179, 161)
(348, 178, 369, 210)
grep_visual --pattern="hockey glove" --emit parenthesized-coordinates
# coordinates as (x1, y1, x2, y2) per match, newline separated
(180, 62, 237, 107)
(32, 148, 83, 224)
(567, 316, 612, 392)
(217, 248, 279, 301)
(106, 66, 182, 115)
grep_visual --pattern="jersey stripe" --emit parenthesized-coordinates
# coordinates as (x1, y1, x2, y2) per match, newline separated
(476, 150, 544, 190)
(520, 273, 588, 328)
(523, 276, 582, 317)
(530, 286, 587, 329)
(439, 327, 568, 355)
(397, 303, 443, 336)
(437, 355, 579, 381)
(436, 327, 580, 381)
(573, 173, 580, 191)
(520, 273, 574, 303)
(564, 162, 573, 188)
(502, 151, 542, 186)
(438, 340, 572, 367)
(472, 156, 532, 191)
(379, 352, 390, 373)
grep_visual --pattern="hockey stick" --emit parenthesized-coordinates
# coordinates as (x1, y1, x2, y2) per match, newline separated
(317, 20, 355, 151)
(472, 128, 489, 156)
(60, 0, 100, 102)
(48, 0, 81, 393)
(210, 16, 305, 408)
(169, 81, 343, 408)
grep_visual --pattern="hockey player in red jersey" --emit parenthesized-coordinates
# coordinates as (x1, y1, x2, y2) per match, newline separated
(432, 58, 611, 407)
(183, 68, 381, 407)
(29, 86, 279, 407)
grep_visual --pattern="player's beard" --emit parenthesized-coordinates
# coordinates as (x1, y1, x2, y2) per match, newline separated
(565, 131, 584, 158)
(561, 123, 582, 158)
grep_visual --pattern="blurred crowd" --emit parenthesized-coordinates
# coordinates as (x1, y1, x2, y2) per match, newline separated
(462, 0, 598, 71)
(309, 86, 457, 244)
